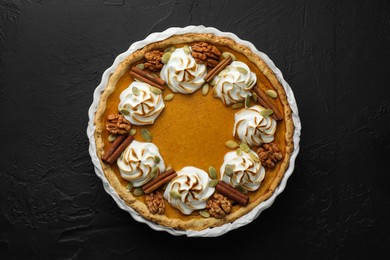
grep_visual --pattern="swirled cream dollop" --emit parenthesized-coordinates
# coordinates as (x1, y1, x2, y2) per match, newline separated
(163, 166, 215, 215)
(118, 81, 165, 125)
(160, 48, 207, 94)
(117, 140, 165, 187)
(213, 61, 257, 105)
(220, 151, 265, 192)
(233, 105, 277, 147)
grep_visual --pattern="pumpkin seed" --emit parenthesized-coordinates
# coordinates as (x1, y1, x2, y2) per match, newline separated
(235, 184, 248, 194)
(120, 109, 130, 116)
(210, 78, 217, 86)
(164, 93, 174, 101)
(249, 152, 260, 162)
(225, 164, 234, 177)
(259, 108, 273, 117)
(231, 103, 244, 109)
(133, 187, 144, 196)
(129, 129, 137, 136)
(132, 86, 140, 96)
(222, 51, 237, 61)
(239, 143, 250, 153)
(135, 63, 145, 70)
(108, 134, 117, 142)
(208, 166, 217, 179)
(140, 128, 153, 142)
(150, 86, 162, 95)
(245, 94, 251, 109)
(153, 155, 160, 164)
(151, 166, 159, 178)
(202, 84, 209, 96)
(170, 190, 181, 199)
(161, 52, 172, 64)
(236, 66, 248, 74)
(251, 92, 258, 103)
(164, 46, 176, 53)
(126, 182, 133, 191)
(225, 140, 239, 149)
(199, 210, 210, 218)
(208, 179, 219, 187)
(236, 148, 242, 156)
(183, 45, 191, 55)
(266, 89, 278, 99)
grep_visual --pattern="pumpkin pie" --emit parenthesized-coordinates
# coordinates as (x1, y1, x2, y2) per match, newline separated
(93, 31, 295, 232)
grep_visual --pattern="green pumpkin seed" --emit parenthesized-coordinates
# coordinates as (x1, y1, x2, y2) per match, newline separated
(133, 187, 144, 196)
(236, 148, 243, 156)
(126, 182, 133, 191)
(120, 109, 130, 116)
(199, 210, 210, 218)
(164, 46, 176, 53)
(150, 86, 162, 95)
(135, 63, 145, 70)
(248, 152, 260, 162)
(151, 166, 159, 178)
(208, 179, 219, 187)
(161, 52, 172, 64)
(132, 86, 140, 96)
(210, 78, 217, 86)
(236, 66, 248, 74)
(266, 89, 278, 99)
(153, 156, 160, 164)
(245, 94, 251, 109)
(208, 166, 217, 179)
(164, 93, 174, 101)
(140, 128, 153, 142)
(225, 164, 234, 177)
(231, 103, 244, 109)
(235, 184, 248, 194)
(225, 140, 239, 149)
(170, 190, 181, 199)
(239, 143, 250, 153)
(202, 84, 209, 96)
(259, 108, 274, 117)
(108, 134, 117, 142)
(183, 45, 191, 55)
(222, 51, 237, 61)
(129, 129, 137, 136)
(251, 92, 258, 103)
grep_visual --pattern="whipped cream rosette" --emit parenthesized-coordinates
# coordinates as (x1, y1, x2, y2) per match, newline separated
(233, 105, 277, 147)
(117, 140, 165, 187)
(213, 61, 257, 105)
(118, 81, 165, 125)
(160, 47, 207, 94)
(164, 167, 215, 215)
(220, 150, 265, 192)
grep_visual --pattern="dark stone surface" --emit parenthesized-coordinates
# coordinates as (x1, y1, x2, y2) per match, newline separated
(1, 0, 389, 259)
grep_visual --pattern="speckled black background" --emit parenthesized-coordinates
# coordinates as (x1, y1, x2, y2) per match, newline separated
(1, 0, 389, 259)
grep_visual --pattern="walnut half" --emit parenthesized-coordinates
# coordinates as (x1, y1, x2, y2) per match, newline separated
(191, 42, 221, 67)
(206, 193, 232, 219)
(106, 114, 131, 135)
(257, 141, 283, 168)
(145, 191, 165, 215)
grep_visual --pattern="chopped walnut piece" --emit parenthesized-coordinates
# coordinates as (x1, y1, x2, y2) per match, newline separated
(191, 42, 221, 67)
(257, 141, 283, 168)
(106, 114, 131, 135)
(206, 193, 232, 219)
(144, 50, 164, 72)
(145, 191, 165, 214)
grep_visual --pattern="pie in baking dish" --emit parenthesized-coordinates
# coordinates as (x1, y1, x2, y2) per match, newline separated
(93, 33, 294, 231)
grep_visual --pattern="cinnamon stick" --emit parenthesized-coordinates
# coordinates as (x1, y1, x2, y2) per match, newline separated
(204, 56, 233, 82)
(142, 168, 177, 194)
(130, 71, 165, 90)
(131, 67, 165, 86)
(104, 135, 134, 165)
(102, 134, 127, 162)
(216, 181, 249, 206)
(252, 85, 283, 121)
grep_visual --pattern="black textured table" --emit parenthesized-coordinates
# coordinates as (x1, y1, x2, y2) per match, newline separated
(1, 0, 389, 259)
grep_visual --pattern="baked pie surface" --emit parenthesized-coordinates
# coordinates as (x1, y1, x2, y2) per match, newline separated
(93, 32, 295, 231)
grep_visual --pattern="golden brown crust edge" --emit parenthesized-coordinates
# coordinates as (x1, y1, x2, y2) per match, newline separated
(93, 33, 295, 231)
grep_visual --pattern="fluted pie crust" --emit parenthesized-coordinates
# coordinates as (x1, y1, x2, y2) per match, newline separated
(94, 33, 294, 231)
